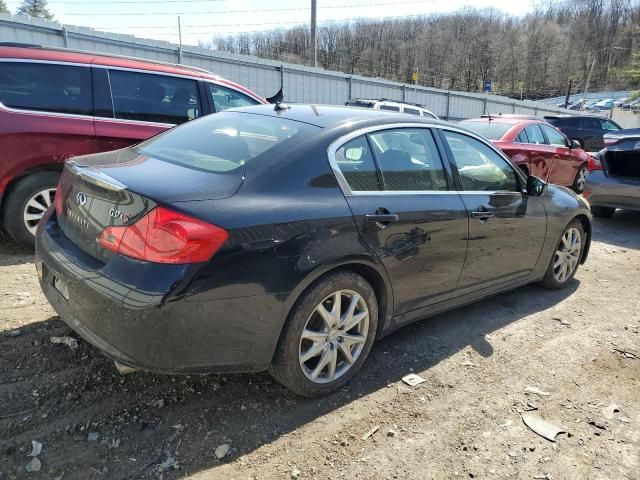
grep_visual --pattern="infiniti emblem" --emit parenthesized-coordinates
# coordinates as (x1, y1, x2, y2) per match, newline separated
(76, 192, 87, 206)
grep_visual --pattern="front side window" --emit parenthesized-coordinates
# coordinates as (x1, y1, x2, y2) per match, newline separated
(208, 83, 258, 112)
(524, 125, 545, 145)
(368, 128, 448, 191)
(108, 69, 201, 124)
(442, 130, 518, 192)
(0, 62, 92, 115)
(541, 124, 568, 147)
(137, 111, 314, 173)
(601, 120, 620, 131)
(334, 136, 380, 191)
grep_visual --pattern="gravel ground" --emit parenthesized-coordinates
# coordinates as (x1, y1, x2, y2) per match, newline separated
(0, 212, 638, 480)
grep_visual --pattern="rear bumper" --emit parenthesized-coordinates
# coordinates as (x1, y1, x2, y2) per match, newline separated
(35, 213, 285, 374)
(584, 171, 640, 212)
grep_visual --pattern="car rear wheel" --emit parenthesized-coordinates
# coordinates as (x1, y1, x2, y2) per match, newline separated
(572, 164, 588, 193)
(2, 172, 60, 250)
(591, 206, 615, 218)
(540, 220, 584, 290)
(270, 271, 378, 397)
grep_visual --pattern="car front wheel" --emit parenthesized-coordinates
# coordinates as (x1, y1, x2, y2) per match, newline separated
(540, 219, 585, 289)
(572, 164, 588, 193)
(270, 271, 378, 397)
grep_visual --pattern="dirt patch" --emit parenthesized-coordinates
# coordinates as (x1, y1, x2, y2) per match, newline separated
(1, 212, 639, 480)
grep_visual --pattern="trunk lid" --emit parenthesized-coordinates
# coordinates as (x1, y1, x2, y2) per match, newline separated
(56, 148, 244, 262)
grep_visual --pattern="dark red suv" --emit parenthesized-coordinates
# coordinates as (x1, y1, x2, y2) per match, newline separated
(0, 44, 266, 248)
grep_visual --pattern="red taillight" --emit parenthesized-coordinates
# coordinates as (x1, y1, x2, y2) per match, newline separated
(98, 206, 228, 264)
(588, 155, 603, 172)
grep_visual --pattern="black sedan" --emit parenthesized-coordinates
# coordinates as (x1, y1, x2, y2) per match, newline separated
(36, 105, 592, 397)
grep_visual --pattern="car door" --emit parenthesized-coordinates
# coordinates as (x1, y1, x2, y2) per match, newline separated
(581, 117, 603, 152)
(521, 124, 554, 181)
(438, 129, 547, 295)
(329, 127, 469, 315)
(93, 68, 203, 152)
(540, 124, 579, 186)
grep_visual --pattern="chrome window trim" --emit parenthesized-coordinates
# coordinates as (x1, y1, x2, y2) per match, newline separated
(327, 122, 523, 196)
(0, 101, 176, 127)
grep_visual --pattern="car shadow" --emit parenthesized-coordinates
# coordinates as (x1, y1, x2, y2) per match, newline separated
(0, 280, 579, 479)
(592, 210, 640, 250)
(0, 233, 33, 267)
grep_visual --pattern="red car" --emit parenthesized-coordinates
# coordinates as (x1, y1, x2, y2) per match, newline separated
(459, 116, 589, 193)
(0, 44, 267, 248)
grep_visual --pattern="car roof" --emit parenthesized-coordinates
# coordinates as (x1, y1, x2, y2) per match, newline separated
(0, 44, 262, 100)
(230, 104, 451, 129)
(461, 116, 543, 126)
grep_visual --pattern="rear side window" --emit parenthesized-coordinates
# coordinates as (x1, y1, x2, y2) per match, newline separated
(0, 61, 92, 115)
(108, 69, 201, 124)
(137, 111, 314, 173)
(368, 128, 448, 191)
(379, 105, 400, 112)
(515, 129, 529, 143)
(334, 136, 381, 191)
(442, 130, 518, 192)
(524, 125, 545, 145)
(404, 107, 420, 115)
(207, 83, 258, 112)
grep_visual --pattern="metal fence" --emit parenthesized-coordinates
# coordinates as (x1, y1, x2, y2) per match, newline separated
(1, 14, 574, 120)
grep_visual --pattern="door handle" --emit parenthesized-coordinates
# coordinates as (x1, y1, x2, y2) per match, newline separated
(470, 211, 494, 221)
(365, 214, 399, 223)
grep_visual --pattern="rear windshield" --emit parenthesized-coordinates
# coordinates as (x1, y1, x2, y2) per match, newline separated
(459, 121, 513, 140)
(136, 111, 317, 173)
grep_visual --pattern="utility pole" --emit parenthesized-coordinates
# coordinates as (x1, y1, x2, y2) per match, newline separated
(310, 0, 317, 67)
(582, 55, 596, 109)
(177, 16, 183, 64)
(564, 79, 572, 108)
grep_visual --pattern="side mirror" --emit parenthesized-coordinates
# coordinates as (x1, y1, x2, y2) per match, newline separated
(569, 139, 581, 149)
(526, 175, 547, 196)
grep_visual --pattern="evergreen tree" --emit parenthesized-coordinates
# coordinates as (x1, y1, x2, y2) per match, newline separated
(17, 0, 54, 20)
(0, 0, 9, 14)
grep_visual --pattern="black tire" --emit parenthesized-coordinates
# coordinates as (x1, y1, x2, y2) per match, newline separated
(540, 219, 585, 290)
(269, 271, 378, 397)
(591, 206, 615, 218)
(572, 164, 588, 194)
(2, 171, 60, 250)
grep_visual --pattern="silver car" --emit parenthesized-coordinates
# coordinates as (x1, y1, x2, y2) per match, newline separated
(584, 129, 640, 217)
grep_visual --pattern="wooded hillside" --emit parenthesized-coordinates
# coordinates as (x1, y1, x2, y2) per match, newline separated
(209, 1, 640, 100)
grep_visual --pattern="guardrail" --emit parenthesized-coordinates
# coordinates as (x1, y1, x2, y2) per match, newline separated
(0, 13, 575, 121)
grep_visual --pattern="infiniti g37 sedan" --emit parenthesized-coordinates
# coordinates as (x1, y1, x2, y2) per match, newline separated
(35, 105, 591, 397)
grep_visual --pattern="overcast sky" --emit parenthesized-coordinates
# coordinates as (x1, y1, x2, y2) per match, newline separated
(4, 0, 536, 46)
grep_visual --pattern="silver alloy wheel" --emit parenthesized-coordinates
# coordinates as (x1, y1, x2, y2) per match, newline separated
(299, 289, 369, 384)
(576, 166, 587, 191)
(23, 188, 56, 236)
(553, 227, 582, 283)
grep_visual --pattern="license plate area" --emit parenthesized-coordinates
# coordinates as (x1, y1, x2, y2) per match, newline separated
(53, 275, 70, 301)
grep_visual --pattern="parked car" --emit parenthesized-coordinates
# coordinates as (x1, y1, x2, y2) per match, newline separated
(459, 116, 590, 192)
(621, 99, 640, 111)
(345, 98, 438, 119)
(35, 105, 591, 397)
(0, 43, 267, 249)
(544, 115, 622, 152)
(584, 128, 640, 217)
(592, 99, 615, 110)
